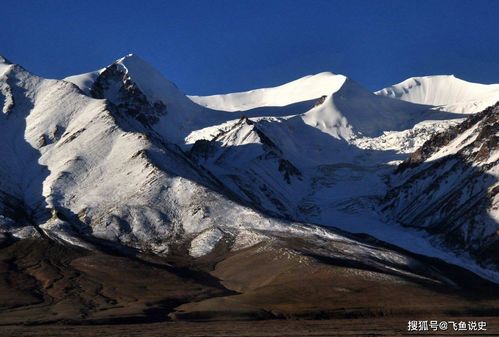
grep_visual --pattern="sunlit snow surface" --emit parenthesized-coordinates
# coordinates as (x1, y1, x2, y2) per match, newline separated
(376, 75, 499, 114)
(187, 68, 499, 281)
(1, 54, 498, 282)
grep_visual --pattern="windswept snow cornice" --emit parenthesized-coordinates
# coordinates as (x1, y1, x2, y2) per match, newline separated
(189, 72, 348, 112)
(376, 75, 499, 109)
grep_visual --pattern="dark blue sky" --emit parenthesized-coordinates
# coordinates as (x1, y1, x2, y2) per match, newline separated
(1, 0, 498, 95)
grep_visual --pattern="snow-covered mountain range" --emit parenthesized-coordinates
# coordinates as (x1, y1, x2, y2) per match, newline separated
(2, 53, 499, 285)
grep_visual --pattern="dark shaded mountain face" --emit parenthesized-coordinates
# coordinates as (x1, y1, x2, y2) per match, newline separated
(1, 54, 499, 328)
(383, 103, 499, 268)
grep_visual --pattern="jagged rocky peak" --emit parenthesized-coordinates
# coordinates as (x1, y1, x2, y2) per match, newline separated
(111, 54, 187, 103)
(89, 55, 168, 125)
(65, 53, 201, 127)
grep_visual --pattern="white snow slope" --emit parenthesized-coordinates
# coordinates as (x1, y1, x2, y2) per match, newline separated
(190, 72, 346, 111)
(0, 54, 498, 282)
(376, 75, 499, 114)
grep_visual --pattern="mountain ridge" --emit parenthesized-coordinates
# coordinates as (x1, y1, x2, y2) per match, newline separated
(1, 53, 499, 283)
(3, 53, 499, 325)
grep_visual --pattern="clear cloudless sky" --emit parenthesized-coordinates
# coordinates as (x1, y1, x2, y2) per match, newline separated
(1, 0, 498, 95)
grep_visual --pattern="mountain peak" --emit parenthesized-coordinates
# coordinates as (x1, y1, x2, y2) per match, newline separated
(301, 76, 427, 139)
(376, 75, 499, 109)
(65, 54, 196, 113)
(115, 53, 148, 68)
(99, 54, 197, 107)
(190, 71, 348, 112)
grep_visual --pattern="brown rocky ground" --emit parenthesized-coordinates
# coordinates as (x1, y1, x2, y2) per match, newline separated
(0, 238, 228, 325)
(1, 237, 499, 336)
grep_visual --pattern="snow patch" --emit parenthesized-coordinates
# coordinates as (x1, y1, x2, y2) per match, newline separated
(189, 227, 225, 257)
(232, 229, 269, 251)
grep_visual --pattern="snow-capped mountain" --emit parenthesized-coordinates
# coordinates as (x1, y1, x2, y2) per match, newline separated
(66, 54, 233, 145)
(191, 71, 445, 140)
(0, 54, 292, 255)
(2, 53, 499, 286)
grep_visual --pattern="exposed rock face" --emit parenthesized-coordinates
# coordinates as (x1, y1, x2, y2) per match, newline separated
(313, 95, 327, 107)
(384, 103, 499, 267)
(90, 63, 167, 126)
(398, 104, 499, 171)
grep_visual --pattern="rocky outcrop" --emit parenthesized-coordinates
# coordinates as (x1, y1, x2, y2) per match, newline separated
(398, 103, 499, 171)
(91, 63, 167, 126)
(384, 102, 499, 267)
